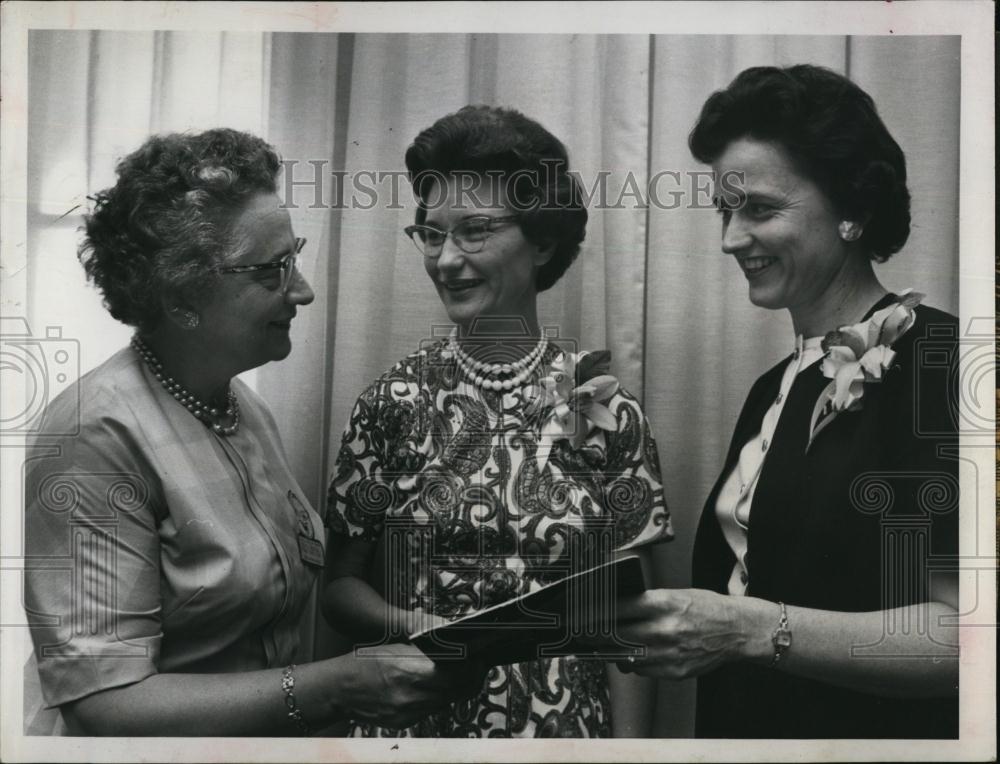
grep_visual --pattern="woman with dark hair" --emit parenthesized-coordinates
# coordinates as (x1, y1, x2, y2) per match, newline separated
(24, 128, 479, 736)
(324, 105, 672, 738)
(603, 65, 959, 738)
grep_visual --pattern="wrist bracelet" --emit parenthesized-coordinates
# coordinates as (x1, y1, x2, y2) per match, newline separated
(770, 602, 792, 666)
(281, 664, 311, 736)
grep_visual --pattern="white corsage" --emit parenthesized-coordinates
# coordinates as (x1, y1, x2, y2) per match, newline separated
(525, 350, 619, 470)
(809, 290, 924, 444)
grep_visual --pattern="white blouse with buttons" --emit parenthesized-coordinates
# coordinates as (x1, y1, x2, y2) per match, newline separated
(715, 334, 825, 596)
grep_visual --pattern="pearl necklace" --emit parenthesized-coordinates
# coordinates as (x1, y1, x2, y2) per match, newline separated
(131, 336, 240, 436)
(447, 328, 547, 392)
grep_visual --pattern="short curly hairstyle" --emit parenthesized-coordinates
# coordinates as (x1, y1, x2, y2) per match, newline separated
(404, 105, 588, 292)
(689, 64, 910, 261)
(79, 128, 282, 331)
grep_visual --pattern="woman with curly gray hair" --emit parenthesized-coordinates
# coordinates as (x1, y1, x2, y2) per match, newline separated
(24, 128, 481, 736)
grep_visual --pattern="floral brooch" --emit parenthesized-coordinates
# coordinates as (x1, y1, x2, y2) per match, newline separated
(525, 350, 620, 469)
(808, 290, 924, 444)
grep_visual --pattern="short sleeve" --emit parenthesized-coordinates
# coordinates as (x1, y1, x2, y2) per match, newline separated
(600, 389, 673, 551)
(24, 412, 163, 709)
(326, 381, 396, 542)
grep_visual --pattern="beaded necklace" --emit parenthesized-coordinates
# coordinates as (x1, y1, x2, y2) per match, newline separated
(447, 328, 547, 391)
(131, 335, 240, 436)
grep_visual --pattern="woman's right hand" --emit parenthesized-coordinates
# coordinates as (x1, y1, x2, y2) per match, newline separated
(605, 588, 769, 680)
(330, 643, 485, 729)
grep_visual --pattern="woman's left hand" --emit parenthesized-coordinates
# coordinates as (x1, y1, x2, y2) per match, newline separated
(609, 588, 771, 680)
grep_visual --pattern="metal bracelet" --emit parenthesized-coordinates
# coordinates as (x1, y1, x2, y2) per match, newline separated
(770, 601, 792, 666)
(281, 664, 311, 736)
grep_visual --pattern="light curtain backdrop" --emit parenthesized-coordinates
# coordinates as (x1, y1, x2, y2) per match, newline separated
(26, 31, 960, 737)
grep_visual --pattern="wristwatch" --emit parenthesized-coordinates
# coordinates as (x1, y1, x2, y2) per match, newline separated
(771, 601, 792, 666)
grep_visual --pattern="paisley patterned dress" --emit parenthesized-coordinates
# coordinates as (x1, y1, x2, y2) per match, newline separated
(327, 339, 672, 737)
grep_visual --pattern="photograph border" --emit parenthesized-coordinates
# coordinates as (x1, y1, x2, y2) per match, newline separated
(1, 2, 994, 762)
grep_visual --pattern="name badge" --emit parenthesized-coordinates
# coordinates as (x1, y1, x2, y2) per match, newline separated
(298, 534, 325, 568)
(288, 490, 315, 537)
(288, 490, 324, 568)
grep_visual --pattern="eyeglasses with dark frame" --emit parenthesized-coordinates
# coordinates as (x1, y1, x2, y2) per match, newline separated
(404, 216, 519, 258)
(219, 237, 307, 294)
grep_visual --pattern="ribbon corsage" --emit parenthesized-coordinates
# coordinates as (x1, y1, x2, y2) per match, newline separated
(808, 290, 924, 445)
(525, 350, 620, 470)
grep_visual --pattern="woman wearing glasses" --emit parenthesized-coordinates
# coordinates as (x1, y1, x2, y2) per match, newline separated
(24, 128, 481, 735)
(324, 106, 672, 738)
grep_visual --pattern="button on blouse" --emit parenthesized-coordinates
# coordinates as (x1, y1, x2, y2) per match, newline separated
(714, 334, 824, 596)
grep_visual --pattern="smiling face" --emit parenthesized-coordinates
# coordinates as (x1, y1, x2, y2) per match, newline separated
(712, 138, 854, 320)
(421, 174, 552, 331)
(195, 193, 314, 374)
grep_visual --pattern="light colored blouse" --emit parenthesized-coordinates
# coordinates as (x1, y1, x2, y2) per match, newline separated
(24, 346, 323, 713)
(714, 335, 824, 596)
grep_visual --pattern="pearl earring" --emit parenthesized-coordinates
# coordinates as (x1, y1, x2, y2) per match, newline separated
(838, 221, 862, 242)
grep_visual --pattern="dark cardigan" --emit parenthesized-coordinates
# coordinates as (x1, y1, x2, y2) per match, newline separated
(693, 296, 960, 739)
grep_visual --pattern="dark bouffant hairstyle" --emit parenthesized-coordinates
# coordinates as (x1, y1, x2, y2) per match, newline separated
(404, 105, 588, 292)
(689, 64, 910, 261)
(79, 128, 281, 331)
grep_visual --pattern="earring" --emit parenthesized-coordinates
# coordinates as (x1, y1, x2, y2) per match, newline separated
(838, 221, 862, 242)
(171, 308, 200, 329)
